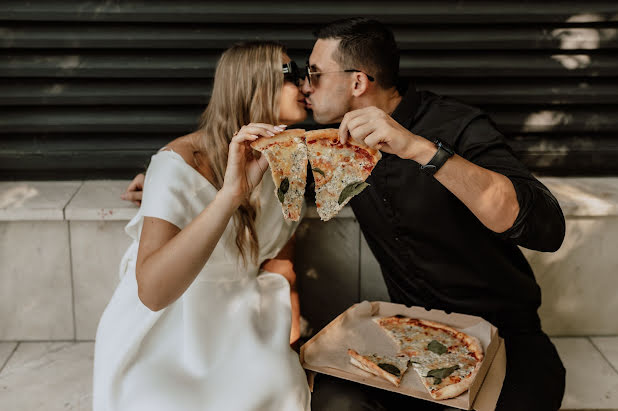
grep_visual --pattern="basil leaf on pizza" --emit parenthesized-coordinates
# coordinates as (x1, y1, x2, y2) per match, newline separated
(338, 181, 370, 205)
(277, 177, 289, 204)
(427, 340, 448, 355)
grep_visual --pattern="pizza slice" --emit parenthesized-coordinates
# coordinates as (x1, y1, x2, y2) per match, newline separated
(347, 349, 410, 387)
(372, 316, 484, 400)
(250, 129, 307, 221)
(305, 128, 381, 221)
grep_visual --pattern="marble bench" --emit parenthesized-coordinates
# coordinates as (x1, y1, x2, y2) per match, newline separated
(1, 177, 617, 341)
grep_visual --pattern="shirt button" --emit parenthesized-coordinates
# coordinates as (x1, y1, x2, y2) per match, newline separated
(395, 237, 400, 242)
(383, 198, 388, 203)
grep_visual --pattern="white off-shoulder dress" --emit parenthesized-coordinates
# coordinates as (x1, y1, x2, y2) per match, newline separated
(93, 149, 310, 411)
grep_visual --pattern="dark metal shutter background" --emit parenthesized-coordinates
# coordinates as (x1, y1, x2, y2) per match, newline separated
(2, 1, 618, 179)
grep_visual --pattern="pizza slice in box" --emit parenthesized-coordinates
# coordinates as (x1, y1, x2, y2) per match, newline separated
(305, 128, 381, 221)
(347, 349, 410, 387)
(251, 129, 307, 221)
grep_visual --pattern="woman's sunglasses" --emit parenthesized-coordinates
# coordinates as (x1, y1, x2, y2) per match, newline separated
(282, 61, 304, 86)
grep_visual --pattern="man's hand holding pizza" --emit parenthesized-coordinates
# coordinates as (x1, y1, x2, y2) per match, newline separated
(338, 106, 437, 165)
(339, 106, 520, 234)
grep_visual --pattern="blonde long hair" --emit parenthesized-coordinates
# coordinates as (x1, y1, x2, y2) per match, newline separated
(192, 41, 285, 265)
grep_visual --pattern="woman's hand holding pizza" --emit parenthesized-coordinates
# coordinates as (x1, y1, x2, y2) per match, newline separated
(220, 123, 286, 206)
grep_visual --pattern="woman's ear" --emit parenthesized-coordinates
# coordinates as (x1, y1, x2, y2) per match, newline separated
(351, 72, 370, 97)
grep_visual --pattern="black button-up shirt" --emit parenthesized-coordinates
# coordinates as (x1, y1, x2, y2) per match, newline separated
(349, 86, 566, 333)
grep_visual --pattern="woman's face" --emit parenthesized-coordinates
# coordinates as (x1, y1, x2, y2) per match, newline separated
(278, 54, 307, 125)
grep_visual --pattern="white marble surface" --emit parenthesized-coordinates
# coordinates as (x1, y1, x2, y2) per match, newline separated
(0, 339, 615, 410)
(551, 337, 618, 410)
(540, 177, 618, 217)
(0, 181, 82, 221)
(0, 342, 93, 411)
(64, 180, 138, 221)
(71, 221, 133, 340)
(524, 218, 618, 336)
(592, 337, 618, 372)
(0, 221, 74, 340)
(0, 342, 17, 370)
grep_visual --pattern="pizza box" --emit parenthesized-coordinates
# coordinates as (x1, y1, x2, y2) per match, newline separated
(300, 301, 505, 410)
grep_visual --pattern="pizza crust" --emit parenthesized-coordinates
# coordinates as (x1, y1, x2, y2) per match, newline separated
(427, 360, 481, 400)
(250, 128, 306, 150)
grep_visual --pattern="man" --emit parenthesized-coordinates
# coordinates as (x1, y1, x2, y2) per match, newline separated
(303, 18, 565, 411)
(124, 18, 566, 410)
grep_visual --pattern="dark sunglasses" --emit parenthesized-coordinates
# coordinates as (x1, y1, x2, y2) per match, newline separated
(282, 61, 304, 86)
(305, 61, 375, 87)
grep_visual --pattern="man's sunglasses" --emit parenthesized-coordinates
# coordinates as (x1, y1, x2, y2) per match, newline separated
(305, 61, 375, 87)
(283, 60, 376, 87)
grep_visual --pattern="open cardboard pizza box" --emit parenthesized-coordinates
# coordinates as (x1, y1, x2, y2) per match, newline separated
(300, 301, 507, 410)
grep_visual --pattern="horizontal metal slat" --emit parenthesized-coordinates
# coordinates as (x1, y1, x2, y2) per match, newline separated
(3, 51, 618, 78)
(0, 106, 202, 133)
(2, 106, 617, 135)
(2, 23, 618, 50)
(0, 79, 212, 105)
(2, 1, 617, 23)
(4, 78, 618, 106)
(3, 134, 617, 177)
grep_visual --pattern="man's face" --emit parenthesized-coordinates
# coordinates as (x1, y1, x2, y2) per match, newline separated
(302, 39, 353, 124)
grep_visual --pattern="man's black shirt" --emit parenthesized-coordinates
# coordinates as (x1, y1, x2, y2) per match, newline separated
(349, 86, 566, 333)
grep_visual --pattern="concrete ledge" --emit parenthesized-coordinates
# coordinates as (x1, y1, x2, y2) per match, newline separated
(2, 177, 617, 223)
(0, 181, 82, 221)
(1, 177, 617, 339)
(541, 177, 618, 217)
(65, 181, 138, 221)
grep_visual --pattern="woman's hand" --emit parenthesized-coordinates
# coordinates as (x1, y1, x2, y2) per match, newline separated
(220, 123, 286, 205)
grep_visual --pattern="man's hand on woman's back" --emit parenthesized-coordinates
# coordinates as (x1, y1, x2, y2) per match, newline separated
(121, 173, 145, 206)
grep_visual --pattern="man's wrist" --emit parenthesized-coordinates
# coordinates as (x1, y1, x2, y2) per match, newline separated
(407, 135, 438, 164)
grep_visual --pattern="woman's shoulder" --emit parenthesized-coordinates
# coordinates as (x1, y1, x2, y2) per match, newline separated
(157, 133, 215, 183)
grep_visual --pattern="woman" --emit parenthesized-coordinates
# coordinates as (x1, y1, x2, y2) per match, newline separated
(93, 42, 310, 411)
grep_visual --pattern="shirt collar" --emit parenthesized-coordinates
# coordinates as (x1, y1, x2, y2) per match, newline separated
(391, 81, 421, 130)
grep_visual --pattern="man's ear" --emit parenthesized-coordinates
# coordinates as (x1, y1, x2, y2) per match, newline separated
(351, 72, 370, 97)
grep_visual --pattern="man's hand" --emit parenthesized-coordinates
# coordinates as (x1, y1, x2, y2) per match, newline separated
(338, 106, 436, 164)
(121, 173, 145, 206)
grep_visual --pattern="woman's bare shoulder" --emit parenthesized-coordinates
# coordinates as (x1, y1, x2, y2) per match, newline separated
(160, 133, 214, 181)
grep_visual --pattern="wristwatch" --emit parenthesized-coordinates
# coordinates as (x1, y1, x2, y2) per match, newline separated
(420, 139, 455, 176)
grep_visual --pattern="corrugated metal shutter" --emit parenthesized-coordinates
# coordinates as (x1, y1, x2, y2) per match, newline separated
(2, 1, 618, 179)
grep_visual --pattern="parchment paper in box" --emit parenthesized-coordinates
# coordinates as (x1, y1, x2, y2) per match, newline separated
(300, 301, 503, 410)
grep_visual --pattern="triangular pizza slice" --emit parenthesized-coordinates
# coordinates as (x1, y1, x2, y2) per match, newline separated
(305, 128, 381, 221)
(251, 129, 307, 221)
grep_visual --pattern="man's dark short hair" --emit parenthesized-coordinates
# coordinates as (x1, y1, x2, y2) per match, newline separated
(314, 17, 399, 89)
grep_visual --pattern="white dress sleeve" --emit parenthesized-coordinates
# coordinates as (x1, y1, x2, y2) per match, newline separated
(139, 151, 194, 230)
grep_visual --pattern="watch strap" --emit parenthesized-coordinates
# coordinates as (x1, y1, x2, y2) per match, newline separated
(420, 140, 454, 176)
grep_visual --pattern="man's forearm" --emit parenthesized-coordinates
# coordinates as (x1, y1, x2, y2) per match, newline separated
(411, 138, 520, 233)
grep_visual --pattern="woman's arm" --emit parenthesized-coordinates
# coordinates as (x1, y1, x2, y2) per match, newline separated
(136, 123, 281, 311)
(136, 191, 241, 311)
(261, 235, 300, 346)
